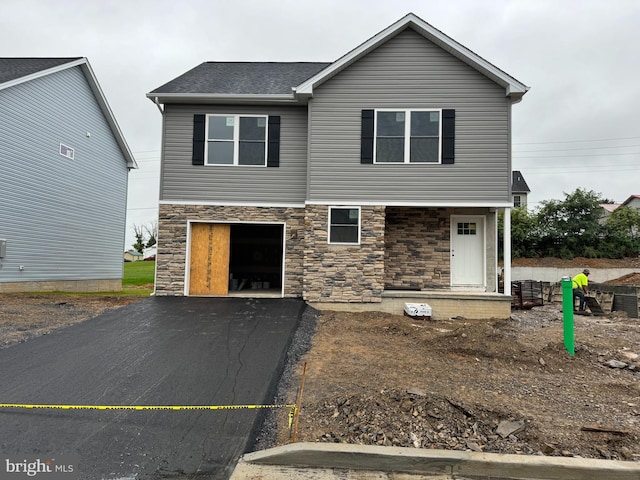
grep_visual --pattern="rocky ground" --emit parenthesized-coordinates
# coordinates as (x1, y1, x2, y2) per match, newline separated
(273, 304, 640, 462)
(2, 271, 640, 464)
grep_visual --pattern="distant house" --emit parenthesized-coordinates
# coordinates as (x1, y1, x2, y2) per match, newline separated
(599, 203, 621, 223)
(0, 58, 137, 292)
(511, 171, 530, 208)
(124, 250, 144, 262)
(621, 195, 640, 210)
(147, 13, 528, 319)
(599, 195, 640, 223)
(143, 245, 157, 260)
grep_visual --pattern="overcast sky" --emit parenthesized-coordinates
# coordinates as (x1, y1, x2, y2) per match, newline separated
(2, 0, 639, 249)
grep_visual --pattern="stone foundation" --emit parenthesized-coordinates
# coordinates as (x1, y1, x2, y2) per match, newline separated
(384, 207, 452, 289)
(303, 205, 386, 303)
(156, 204, 305, 296)
(0, 279, 122, 293)
(157, 203, 498, 302)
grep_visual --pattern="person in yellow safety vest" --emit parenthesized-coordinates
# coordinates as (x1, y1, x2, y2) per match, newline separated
(572, 268, 590, 312)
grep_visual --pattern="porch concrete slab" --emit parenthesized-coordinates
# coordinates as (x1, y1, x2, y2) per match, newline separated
(230, 442, 640, 480)
(310, 291, 512, 320)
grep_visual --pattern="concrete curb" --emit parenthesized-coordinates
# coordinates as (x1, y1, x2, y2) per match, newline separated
(231, 442, 640, 479)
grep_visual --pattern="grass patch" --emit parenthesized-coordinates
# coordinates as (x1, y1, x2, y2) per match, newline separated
(123, 261, 155, 288)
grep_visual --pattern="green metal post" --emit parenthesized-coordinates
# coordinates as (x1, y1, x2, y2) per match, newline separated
(562, 276, 575, 356)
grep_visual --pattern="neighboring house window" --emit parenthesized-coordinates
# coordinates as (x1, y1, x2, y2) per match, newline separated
(328, 207, 360, 245)
(192, 114, 280, 167)
(361, 109, 455, 164)
(513, 195, 521, 208)
(207, 115, 267, 166)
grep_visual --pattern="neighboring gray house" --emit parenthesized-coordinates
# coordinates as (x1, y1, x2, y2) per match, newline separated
(511, 170, 531, 208)
(147, 13, 528, 319)
(0, 58, 137, 292)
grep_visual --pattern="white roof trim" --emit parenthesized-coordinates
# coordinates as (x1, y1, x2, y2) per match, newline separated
(147, 93, 299, 105)
(294, 13, 529, 100)
(159, 200, 306, 208)
(0, 58, 137, 169)
(0, 58, 86, 92)
(305, 200, 514, 208)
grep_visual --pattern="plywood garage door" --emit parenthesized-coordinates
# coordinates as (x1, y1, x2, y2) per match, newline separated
(189, 223, 230, 295)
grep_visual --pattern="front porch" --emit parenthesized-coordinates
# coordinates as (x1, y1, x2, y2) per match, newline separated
(310, 289, 512, 321)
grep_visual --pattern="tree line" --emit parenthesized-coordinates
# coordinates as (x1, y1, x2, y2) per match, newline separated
(132, 221, 157, 254)
(501, 188, 640, 259)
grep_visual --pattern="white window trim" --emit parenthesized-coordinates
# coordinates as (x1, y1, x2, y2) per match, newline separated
(513, 195, 521, 208)
(328, 206, 361, 245)
(373, 108, 442, 164)
(205, 114, 268, 167)
(59, 143, 74, 160)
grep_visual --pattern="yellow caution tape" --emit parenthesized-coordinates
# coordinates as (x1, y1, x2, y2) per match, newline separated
(0, 403, 296, 412)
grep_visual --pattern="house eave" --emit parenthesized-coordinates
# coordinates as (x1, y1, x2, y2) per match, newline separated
(147, 93, 302, 106)
(294, 13, 529, 100)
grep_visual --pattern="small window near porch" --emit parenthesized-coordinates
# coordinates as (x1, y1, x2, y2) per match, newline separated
(328, 207, 360, 244)
(457, 222, 476, 235)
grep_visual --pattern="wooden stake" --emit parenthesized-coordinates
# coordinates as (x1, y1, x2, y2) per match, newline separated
(290, 362, 307, 443)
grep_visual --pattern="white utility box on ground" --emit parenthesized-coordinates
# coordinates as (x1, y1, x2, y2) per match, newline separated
(403, 302, 432, 320)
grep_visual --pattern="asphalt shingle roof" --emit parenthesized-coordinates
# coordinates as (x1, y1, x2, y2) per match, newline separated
(149, 62, 331, 96)
(0, 58, 82, 85)
(512, 170, 530, 193)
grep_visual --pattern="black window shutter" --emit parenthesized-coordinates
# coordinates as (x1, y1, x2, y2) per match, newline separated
(442, 109, 455, 164)
(192, 114, 206, 165)
(267, 115, 280, 167)
(360, 109, 374, 164)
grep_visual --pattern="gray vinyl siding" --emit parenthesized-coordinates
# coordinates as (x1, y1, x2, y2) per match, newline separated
(0, 66, 129, 282)
(308, 28, 512, 204)
(160, 105, 308, 204)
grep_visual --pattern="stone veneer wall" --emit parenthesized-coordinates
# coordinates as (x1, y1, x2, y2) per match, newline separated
(384, 207, 452, 289)
(303, 205, 386, 303)
(156, 204, 305, 296)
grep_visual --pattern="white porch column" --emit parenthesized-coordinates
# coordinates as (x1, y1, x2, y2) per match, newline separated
(503, 207, 511, 296)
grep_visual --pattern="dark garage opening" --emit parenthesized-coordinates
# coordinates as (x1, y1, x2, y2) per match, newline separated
(228, 224, 284, 294)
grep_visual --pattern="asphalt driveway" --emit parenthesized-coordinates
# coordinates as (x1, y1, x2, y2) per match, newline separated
(0, 297, 306, 479)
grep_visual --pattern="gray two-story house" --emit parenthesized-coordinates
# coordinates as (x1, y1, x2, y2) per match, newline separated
(147, 13, 528, 319)
(0, 58, 137, 292)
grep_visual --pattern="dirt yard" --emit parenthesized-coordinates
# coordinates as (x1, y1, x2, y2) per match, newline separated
(281, 305, 640, 461)
(2, 271, 640, 463)
(0, 293, 145, 348)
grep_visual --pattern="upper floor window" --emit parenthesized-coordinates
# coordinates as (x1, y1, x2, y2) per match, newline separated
(207, 115, 267, 166)
(375, 109, 441, 164)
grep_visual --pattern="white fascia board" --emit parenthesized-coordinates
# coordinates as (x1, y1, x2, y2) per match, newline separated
(294, 13, 529, 99)
(79, 59, 138, 169)
(147, 93, 300, 105)
(159, 200, 306, 209)
(0, 57, 86, 92)
(305, 200, 514, 208)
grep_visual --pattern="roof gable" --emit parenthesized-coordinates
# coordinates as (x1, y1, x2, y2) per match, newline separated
(621, 195, 640, 207)
(512, 171, 531, 193)
(148, 13, 527, 106)
(0, 57, 137, 169)
(294, 13, 529, 101)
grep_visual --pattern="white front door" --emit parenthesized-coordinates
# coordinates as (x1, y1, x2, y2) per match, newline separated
(451, 216, 485, 289)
